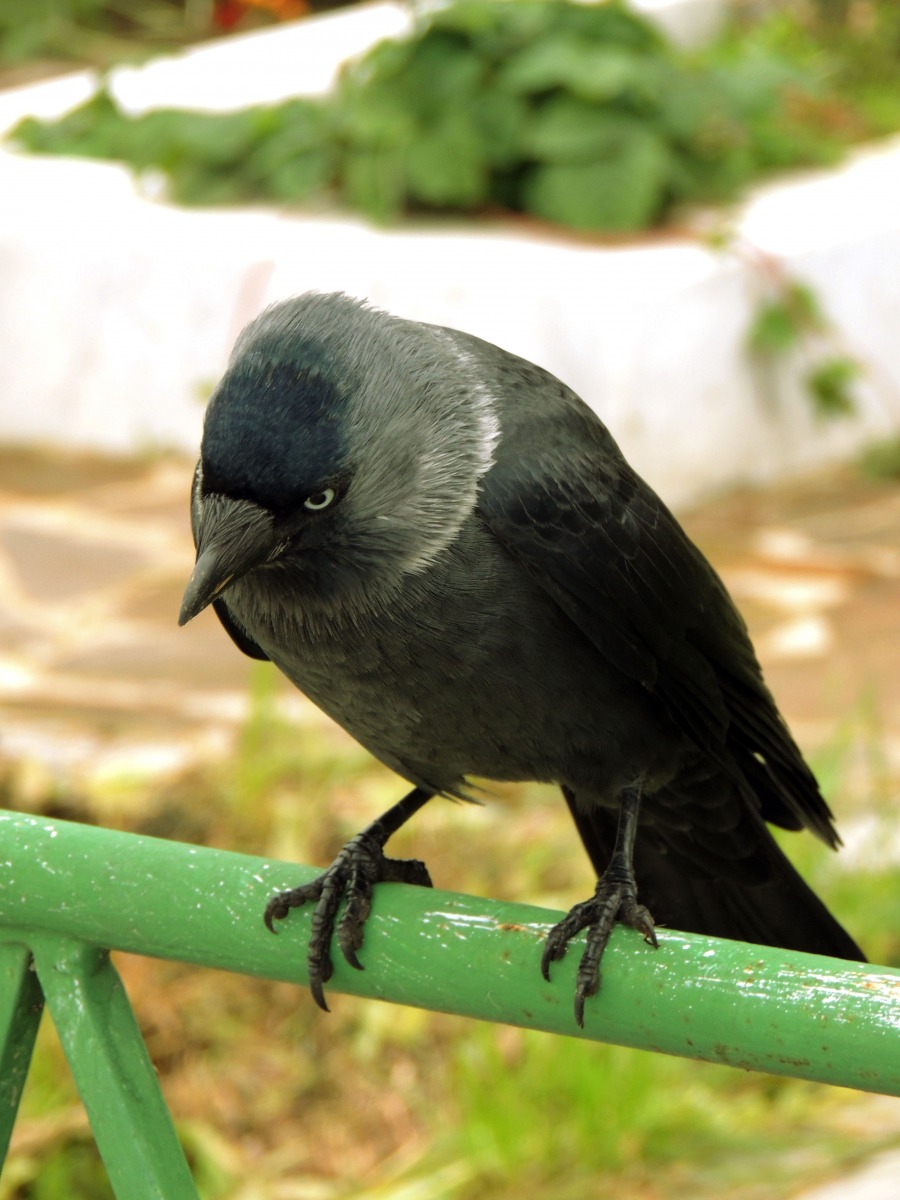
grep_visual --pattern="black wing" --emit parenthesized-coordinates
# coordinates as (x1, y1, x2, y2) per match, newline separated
(478, 394, 837, 846)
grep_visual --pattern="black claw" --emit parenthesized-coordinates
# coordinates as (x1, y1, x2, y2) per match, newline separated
(574, 989, 587, 1029)
(573, 937, 605, 1028)
(636, 908, 659, 949)
(309, 966, 331, 1013)
(307, 915, 336, 1012)
(540, 949, 553, 983)
(540, 925, 569, 981)
(543, 874, 657, 1023)
(263, 790, 435, 1011)
(337, 891, 370, 971)
(542, 786, 659, 1022)
(264, 881, 321, 932)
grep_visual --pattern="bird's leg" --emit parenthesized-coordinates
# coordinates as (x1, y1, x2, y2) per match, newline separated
(542, 786, 657, 1026)
(264, 786, 434, 1011)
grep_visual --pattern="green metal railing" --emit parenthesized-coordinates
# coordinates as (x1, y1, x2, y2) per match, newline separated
(1, 807, 899, 1197)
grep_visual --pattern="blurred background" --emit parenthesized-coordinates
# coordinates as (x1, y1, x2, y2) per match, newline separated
(1, 2, 899, 1197)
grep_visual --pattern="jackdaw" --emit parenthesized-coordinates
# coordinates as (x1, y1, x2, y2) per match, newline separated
(179, 291, 864, 1024)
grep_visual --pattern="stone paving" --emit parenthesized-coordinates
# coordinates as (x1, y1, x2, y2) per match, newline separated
(0, 447, 304, 799)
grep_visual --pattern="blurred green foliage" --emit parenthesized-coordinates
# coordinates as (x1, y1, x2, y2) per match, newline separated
(806, 356, 860, 418)
(725, 0, 900, 137)
(10, 88, 339, 207)
(746, 280, 861, 419)
(748, 281, 826, 357)
(858, 434, 900, 481)
(0, 0, 215, 66)
(0, 0, 343, 69)
(5, 664, 899, 1199)
(333, 0, 864, 230)
(10, 0, 891, 231)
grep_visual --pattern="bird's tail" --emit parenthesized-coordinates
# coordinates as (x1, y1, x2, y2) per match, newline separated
(564, 794, 865, 962)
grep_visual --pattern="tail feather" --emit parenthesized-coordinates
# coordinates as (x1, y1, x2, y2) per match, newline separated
(564, 794, 865, 963)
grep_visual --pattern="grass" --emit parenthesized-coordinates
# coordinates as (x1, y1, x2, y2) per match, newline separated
(3, 667, 899, 1199)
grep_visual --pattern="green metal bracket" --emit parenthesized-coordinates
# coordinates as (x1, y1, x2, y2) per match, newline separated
(0, 932, 198, 1197)
(1, 807, 899, 1197)
(0, 941, 43, 1163)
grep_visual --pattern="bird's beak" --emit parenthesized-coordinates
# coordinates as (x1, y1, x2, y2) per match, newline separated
(178, 495, 276, 626)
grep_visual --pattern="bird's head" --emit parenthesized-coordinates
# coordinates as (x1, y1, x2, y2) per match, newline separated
(179, 292, 499, 627)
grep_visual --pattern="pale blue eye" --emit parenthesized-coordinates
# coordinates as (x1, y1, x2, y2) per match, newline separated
(303, 488, 335, 511)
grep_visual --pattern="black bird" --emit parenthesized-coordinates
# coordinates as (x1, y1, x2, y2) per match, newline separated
(179, 292, 864, 1024)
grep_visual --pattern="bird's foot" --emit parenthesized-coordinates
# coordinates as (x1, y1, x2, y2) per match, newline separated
(264, 830, 432, 1011)
(541, 874, 657, 1027)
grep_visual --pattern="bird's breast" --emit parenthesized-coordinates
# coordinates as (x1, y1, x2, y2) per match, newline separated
(223, 521, 681, 798)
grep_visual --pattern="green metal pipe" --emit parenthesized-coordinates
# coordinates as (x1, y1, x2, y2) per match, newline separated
(1, 808, 898, 1094)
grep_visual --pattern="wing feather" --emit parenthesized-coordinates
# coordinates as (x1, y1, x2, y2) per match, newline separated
(478, 397, 836, 843)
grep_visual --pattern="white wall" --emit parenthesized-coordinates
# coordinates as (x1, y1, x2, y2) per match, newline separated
(1, 0, 898, 506)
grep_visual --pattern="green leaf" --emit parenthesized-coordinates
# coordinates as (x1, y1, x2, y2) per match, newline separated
(264, 150, 335, 203)
(244, 101, 335, 198)
(747, 300, 801, 355)
(499, 34, 658, 104)
(784, 282, 826, 331)
(430, 0, 663, 60)
(404, 116, 487, 207)
(4, 0, 877, 236)
(343, 29, 484, 129)
(339, 31, 413, 91)
(144, 108, 261, 171)
(166, 165, 248, 207)
(748, 283, 826, 356)
(402, 32, 486, 119)
(806, 356, 860, 419)
(523, 130, 670, 230)
(335, 76, 418, 148)
(428, 0, 553, 58)
(524, 99, 660, 162)
(654, 69, 740, 144)
(471, 89, 529, 167)
(340, 146, 407, 223)
(10, 87, 132, 160)
(550, 0, 665, 53)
